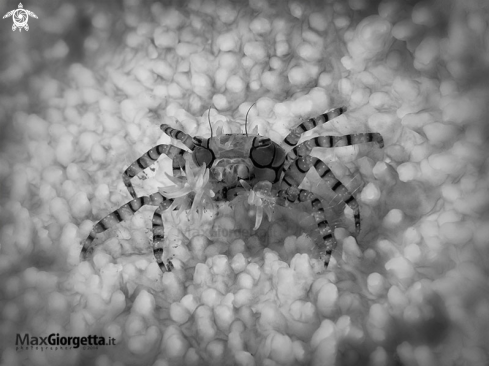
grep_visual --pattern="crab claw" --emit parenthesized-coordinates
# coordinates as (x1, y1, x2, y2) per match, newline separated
(239, 180, 276, 231)
(251, 197, 263, 230)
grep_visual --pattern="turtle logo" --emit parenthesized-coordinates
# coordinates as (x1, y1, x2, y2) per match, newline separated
(3, 3, 38, 32)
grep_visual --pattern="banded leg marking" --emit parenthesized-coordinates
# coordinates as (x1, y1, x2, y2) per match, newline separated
(123, 144, 187, 198)
(152, 206, 174, 272)
(280, 156, 361, 234)
(285, 132, 384, 169)
(280, 156, 314, 191)
(160, 124, 196, 151)
(282, 107, 346, 148)
(311, 157, 361, 234)
(278, 187, 336, 268)
(80, 192, 173, 261)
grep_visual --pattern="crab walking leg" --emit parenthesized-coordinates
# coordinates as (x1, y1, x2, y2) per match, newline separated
(152, 205, 174, 272)
(160, 124, 196, 150)
(123, 144, 187, 198)
(80, 192, 173, 261)
(282, 107, 346, 150)
(285, 132, 384, 169)
(281, 156, 362, 234)
(278, 187, 336, 268)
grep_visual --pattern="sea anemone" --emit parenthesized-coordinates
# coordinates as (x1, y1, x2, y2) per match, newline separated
(159, 156, 216, 221)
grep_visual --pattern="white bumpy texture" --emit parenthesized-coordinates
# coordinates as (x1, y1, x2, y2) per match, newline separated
(1, 0, 488, 366)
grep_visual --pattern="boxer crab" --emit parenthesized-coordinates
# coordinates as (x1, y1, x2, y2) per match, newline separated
(80, 107, 383, 271)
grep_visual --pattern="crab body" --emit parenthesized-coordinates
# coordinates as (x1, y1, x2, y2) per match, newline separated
(80, 107, 384, 272)
(193, 134, 285, 199)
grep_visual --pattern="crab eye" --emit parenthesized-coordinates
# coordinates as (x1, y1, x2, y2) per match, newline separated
(250, 141, 275, 167)
(193, 146, 214, 167)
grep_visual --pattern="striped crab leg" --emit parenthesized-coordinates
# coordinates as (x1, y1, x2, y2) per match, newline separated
(80, 192, 174, 265)
(282, 107, 346, 158)
(281, 156, 362, 234)
(160, 124, 196, 150)
(285, 132, 384, 169)
(278, 187, 336, 268)
(152, 205, 174, 272)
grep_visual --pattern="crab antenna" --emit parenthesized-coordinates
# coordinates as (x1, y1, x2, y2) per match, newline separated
(208, 108, 213, 139)
(245, 102, 256, 136)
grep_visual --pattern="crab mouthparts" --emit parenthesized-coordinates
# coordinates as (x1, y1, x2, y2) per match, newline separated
(211, 163, 250, 185)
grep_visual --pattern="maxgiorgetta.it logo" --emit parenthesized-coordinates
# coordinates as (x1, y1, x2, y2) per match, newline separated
(3, 3, 38, 32)
(15, 333, 116, 351)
